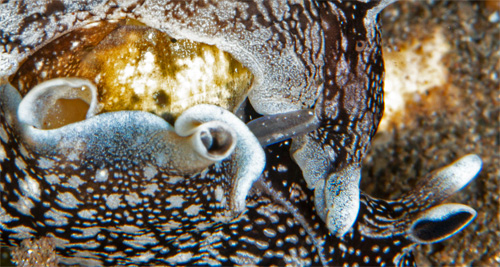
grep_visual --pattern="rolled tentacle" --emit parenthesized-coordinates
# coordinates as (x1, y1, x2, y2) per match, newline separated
(153, 119, 238, 175)
(12, 79, 261, 202)
(175, 104, 266, 214)
(358, 154, 481, 247)
(401, 154, 481, 244)
(400, 154, 482, 206)
(17, 78, 99, 129)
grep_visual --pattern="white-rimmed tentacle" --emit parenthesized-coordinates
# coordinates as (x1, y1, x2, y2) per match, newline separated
(408, 203, 476, 244)
(14, 78, 241, 177)
(175, 104, 266, 214)
(401, 154, 482, 206)
(358, 154, 481, 246)
(152, 120, 238, 175)
(17, 78, 99, 129)
(402, 154, 481, 244)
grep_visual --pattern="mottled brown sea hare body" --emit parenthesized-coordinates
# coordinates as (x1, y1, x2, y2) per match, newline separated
(0, 1, 481, 266)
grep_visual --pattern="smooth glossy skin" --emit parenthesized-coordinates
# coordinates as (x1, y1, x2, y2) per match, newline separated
(247, 109, 319, 146)
(0, 1, 480, 266)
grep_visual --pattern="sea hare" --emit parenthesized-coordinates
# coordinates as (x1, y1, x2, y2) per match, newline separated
(0, 1, 481, 266)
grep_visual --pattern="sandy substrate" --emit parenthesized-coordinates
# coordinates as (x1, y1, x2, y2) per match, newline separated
(362, 0, 499, 266)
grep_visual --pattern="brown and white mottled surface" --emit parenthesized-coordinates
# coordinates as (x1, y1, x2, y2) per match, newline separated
(1, 0, 498, 266)
(362, 0, 499, 266)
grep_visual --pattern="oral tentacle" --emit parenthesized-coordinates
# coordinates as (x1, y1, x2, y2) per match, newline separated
(324, 164, 362, 237)
(310, 163, 362, 237)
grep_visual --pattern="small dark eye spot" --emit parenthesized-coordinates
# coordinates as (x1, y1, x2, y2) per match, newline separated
(355, 40, 366, 52)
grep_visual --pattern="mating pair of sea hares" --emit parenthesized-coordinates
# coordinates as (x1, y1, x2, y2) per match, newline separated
(0, 1, 483, 266)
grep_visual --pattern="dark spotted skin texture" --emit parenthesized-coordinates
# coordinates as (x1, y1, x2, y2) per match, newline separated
(0, 115, 415, 266)
(315, 0, 385, 170)
(0, 0, 477, 266)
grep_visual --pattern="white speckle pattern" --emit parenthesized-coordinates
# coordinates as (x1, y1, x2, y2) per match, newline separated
(0, 1, 481, 266)
(166, 195, 185, 209)
(56, 192, 83, 209)
(125, 193, 143, 207)
(105, 194, 123, 210)
(184, 204, 203, 216)
(95, 169, 109, 182)
(0, 145, 7, 162)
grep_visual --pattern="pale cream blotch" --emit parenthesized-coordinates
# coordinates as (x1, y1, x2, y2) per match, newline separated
(0, 206, 18, 224)
(95, 169, 109, 183)
(44, 209, 72, 227)
(0, 144, 6, 163)
(18, 175, 41, 201)
(0, 124, 9, 143)
(166, 252, 194, 265)
(10, 225, 36, 240)
(118, 225, 142, 234)
(37, 157, 55, 169)
(380, 29, 451, 131)
(124, 193, 143, 207)
(64, 175, 86, 189)
(10, 196, 35, 217)
(184, 204, 203, 217)
(14, 157, 27, 172)
(143, 165, 158, 181)
(165, 195, 185, 209)
(56, 192, 83, 209)
(77, 209, 98, 220)
(130, 251, 156, 263)
(17, 144, 32, 160)
(104, 194, 123, 210)
(159, 220, 183, 232)
(141, 184, 159, 196)
(214, 185, 224, 203)
(45, 174, 61, 185)
(70, 226, 101, 239)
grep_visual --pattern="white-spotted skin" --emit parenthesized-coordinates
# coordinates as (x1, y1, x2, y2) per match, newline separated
(0, 1, 480, 266)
